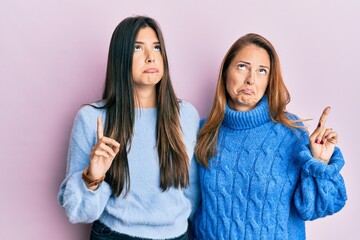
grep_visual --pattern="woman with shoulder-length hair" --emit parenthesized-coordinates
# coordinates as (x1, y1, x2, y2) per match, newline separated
(193, 33, 347, 239)
(58, 16, 200, 240)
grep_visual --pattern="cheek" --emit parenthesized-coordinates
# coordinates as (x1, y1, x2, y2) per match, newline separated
(159, 60, 164, 72)
(226, 76, 240, 93)
(132, 57, 140, 71)
(225, 79, 233, 95)
(157, 53, 164, 64)
(157, 56, 164, 72)
(255, 80, 269, 97)
(260, 79, 269, 92)
(131, 64, 139, 78)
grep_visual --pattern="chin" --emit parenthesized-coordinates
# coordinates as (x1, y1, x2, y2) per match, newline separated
(239, 96, 255, 105)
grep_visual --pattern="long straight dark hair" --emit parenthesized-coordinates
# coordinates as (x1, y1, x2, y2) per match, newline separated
(95, 16, 189, 196)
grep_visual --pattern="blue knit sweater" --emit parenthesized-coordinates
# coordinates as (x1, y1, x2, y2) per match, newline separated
(193, 97, 347, 240)
(58, 100, 200, 239)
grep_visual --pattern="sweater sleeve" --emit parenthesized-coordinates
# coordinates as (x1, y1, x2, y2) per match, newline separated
(183, 155, 200, 221)
(58, 106, 113, 223)
(293, 132, 347, 221)
(181, 101, 201, 221)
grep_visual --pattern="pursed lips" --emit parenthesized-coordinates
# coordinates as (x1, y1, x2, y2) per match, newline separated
(239, 88, 254, 95)
(143, 68, 159, 73)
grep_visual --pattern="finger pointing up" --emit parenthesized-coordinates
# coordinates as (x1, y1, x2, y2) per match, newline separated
(314, 106, 331, 135)
(97, 116, 104, 141)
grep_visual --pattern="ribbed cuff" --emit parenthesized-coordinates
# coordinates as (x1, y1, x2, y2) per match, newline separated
(301, 147, 344, 179)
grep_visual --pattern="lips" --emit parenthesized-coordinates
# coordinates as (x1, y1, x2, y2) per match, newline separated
(143, 68, 159, 73)
(240, 89, 254, 95)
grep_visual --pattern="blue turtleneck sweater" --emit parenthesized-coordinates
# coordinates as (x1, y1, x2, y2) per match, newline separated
(193, 97, 347, 240)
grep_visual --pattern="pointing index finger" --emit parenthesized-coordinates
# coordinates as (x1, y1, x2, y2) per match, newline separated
(97, 116, 104, 141)
(318, 106, 331, 129)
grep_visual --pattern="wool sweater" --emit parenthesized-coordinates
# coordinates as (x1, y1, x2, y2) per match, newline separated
(58, 100, 200, 239)
(193, 97, 347, 240)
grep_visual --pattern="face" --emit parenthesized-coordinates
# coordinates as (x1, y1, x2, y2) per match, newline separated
(132, 27, 164, 90)
(225, 44, 270, 112)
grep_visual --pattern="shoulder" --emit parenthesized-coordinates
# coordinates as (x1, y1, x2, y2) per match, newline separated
(199, 118, 207, 128)
(77, 103, 106, 120)
(285, 112, 308, 133)
(179, 100, 200, 121)
(286, 112, 300, 121)
(272, 112, 308, 140)
(194, 117, 208, 132)
(179, 100, 200, 132)
(74, 102, 107, 131)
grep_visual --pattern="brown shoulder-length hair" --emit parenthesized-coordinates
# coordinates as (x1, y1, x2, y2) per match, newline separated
(196, 33, 303, 168)
(94, 16, 189, 196)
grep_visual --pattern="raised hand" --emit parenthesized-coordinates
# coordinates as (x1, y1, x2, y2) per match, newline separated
(309, 107, 338, 164)
(87, 117, 120, 181)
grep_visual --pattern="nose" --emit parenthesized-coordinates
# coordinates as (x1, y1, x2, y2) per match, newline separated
(244, 71, 255, 85)
(145, 50, 155, 63)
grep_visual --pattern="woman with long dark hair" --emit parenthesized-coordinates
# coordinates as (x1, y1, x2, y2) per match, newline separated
(193, 33, 347, 239)
(59, 16, 199, 240)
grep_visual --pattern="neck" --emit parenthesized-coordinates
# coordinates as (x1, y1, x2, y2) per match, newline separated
(134, 86, 157, 108)
(223, 96, 271, 130)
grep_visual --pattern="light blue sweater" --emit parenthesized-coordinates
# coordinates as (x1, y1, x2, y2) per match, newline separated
(193, 96, 347, 240)
(58, 100, 200, 239)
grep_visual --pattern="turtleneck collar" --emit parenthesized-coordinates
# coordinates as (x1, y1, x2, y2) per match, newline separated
(223, 96, 271, 130)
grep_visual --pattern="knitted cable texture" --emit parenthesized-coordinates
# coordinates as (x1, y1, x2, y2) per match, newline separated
(194, 96, 347, 240)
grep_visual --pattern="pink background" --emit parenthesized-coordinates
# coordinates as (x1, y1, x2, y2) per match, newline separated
(1, 1, 359, 239)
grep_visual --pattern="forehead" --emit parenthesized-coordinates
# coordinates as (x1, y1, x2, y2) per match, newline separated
(135, 27, 159, 41)
(233, 44, 270, 66)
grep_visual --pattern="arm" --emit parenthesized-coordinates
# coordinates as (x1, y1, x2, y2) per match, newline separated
(293, 143, 347, 220)
(58, 107, 114, 223)
(180, 101, 201, 221)
(293, 107, 347, 220)
(183, 156, 200, 221)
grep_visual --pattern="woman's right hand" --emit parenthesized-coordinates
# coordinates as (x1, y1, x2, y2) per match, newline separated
(87, 117, 120, 180)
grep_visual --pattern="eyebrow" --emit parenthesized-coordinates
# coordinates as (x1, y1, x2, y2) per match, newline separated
(237, 60, 270, 69)
(134, 41, 160, 45)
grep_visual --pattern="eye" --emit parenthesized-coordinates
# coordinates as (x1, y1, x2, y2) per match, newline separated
(259, 68, 267, 75)
(154, 45, 161, 52)
(134, 45, 142, 52)
(237, 64, 247, 70)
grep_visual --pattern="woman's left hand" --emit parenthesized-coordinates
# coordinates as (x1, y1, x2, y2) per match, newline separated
(309, 107, 338, 164)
